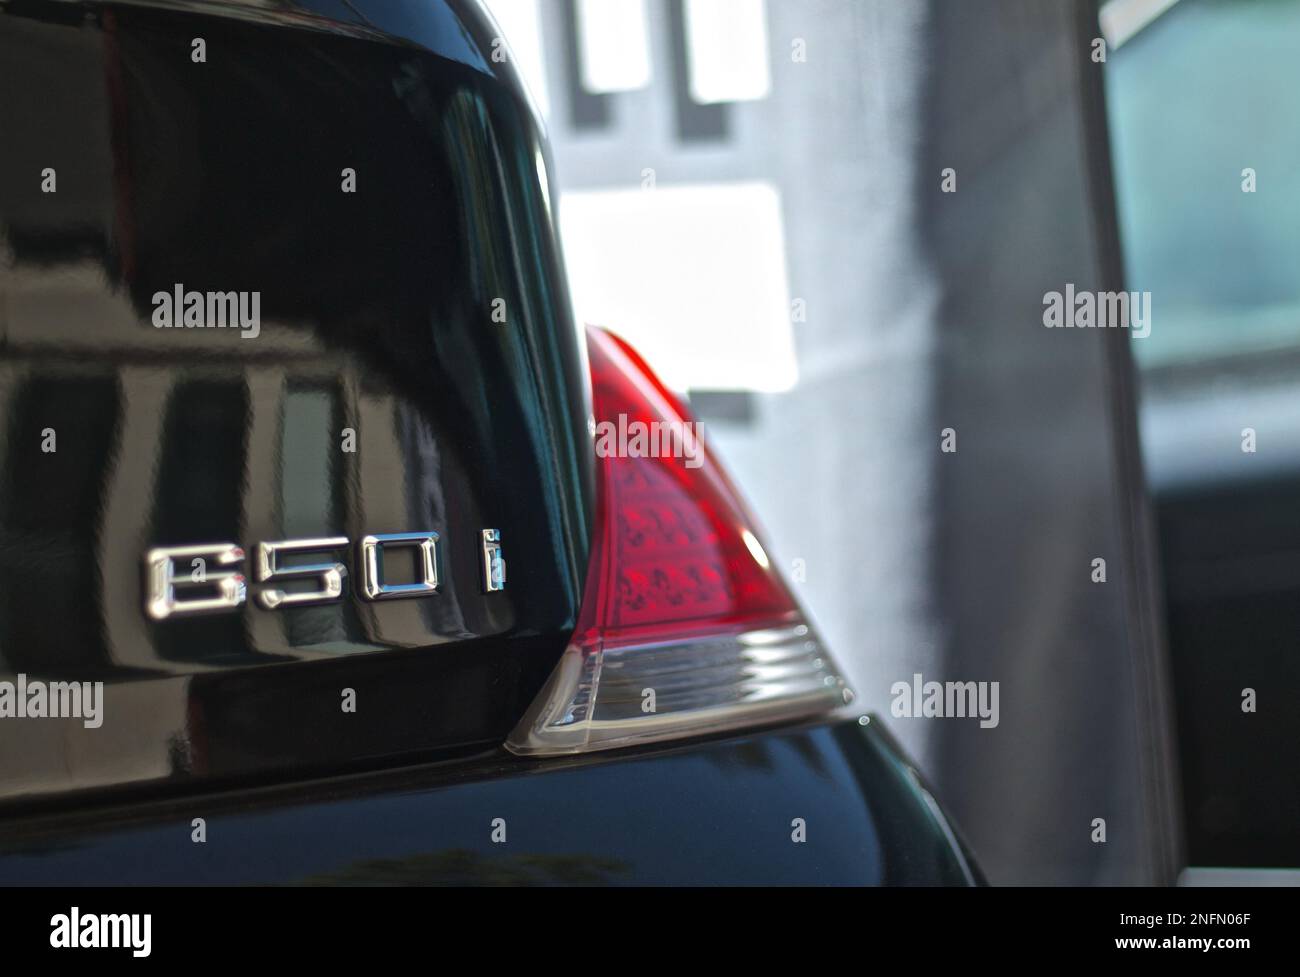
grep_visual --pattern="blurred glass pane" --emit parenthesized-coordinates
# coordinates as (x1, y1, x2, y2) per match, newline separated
(1106, 0, 1300, 370)
(576, 0, 652, 93)
(684, 0, 771, 104)
(559, 182, 796, 392)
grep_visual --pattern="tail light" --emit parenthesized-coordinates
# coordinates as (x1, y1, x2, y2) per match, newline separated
(506, 327, 852, 756)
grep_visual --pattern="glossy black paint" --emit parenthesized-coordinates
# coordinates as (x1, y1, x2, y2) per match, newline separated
(0, 0, 591, 804)
(0, 719, 979, 884)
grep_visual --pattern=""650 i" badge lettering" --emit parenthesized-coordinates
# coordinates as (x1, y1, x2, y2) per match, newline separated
(144, 530, 505, 620)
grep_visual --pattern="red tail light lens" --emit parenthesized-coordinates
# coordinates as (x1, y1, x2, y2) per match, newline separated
(507, 327, 852, 756)
(581, 327, 800, 639)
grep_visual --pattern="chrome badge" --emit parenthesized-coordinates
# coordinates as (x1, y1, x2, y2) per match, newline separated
(145, 529, 504, 620)
(481, 529, 506, 593)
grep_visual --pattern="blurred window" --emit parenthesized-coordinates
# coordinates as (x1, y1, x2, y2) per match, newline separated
(1105, 0, 1300, 371)
(560, 182, 796, 393)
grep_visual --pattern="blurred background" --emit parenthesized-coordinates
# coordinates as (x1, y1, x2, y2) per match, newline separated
(484, 0, 1300, 884)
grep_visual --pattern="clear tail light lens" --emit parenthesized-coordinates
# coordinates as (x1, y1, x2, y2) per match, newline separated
(506, 327, 852, 756)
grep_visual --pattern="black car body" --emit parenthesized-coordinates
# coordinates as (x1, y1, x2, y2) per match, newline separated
(0, 0, 977, 884)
